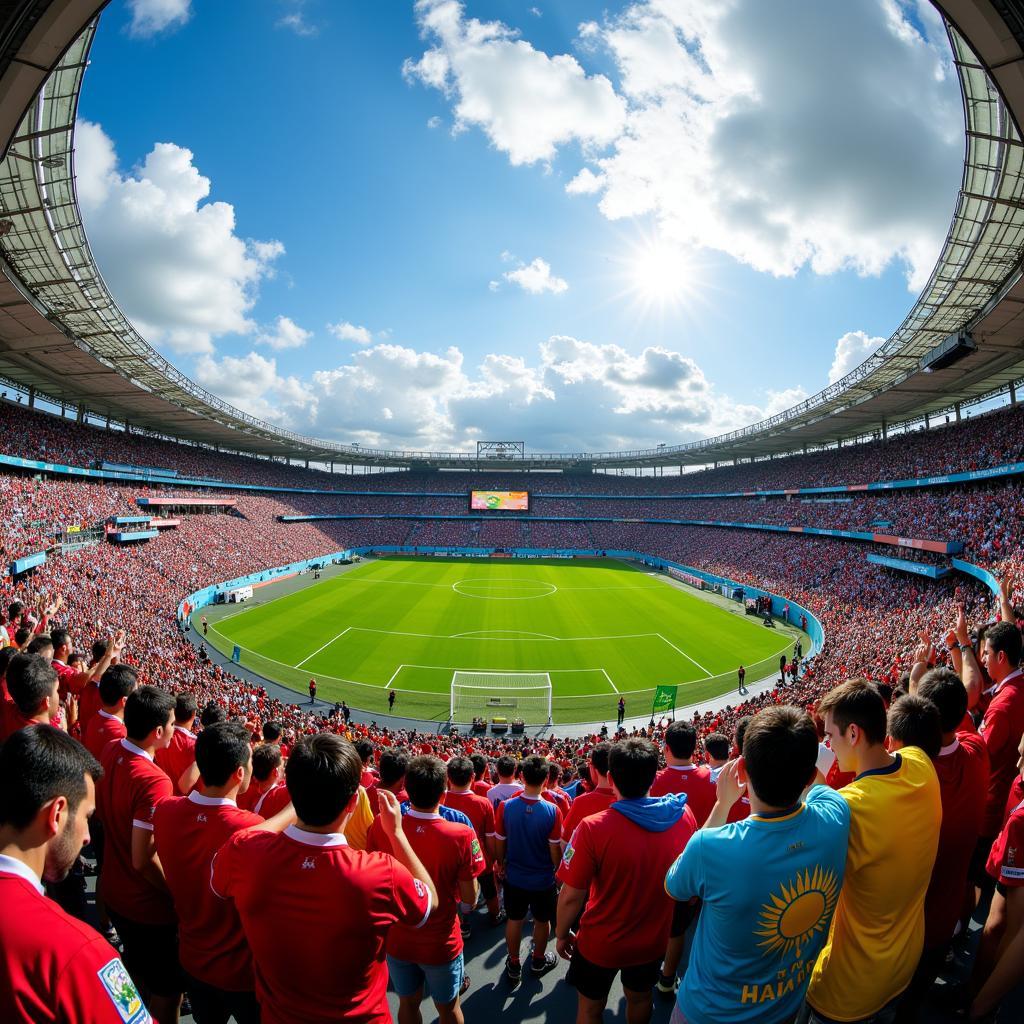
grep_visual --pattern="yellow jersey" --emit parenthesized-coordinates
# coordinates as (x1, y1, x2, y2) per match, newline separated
(807, 745, 941, 1020)
(341, 786, 374, 851)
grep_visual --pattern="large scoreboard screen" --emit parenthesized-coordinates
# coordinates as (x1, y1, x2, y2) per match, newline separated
(470, 490, 529, 512)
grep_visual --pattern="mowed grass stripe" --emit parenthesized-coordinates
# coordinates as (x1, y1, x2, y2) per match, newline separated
(211, 558, 795, 723)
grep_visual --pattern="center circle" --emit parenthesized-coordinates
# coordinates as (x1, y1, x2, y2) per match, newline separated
(451, 578, 558, 600)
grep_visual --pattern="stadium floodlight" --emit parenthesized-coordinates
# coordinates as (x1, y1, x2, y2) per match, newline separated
(450, 671, 552, 726)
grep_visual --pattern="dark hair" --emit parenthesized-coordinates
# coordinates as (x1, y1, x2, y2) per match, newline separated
(470, 753, 488, 781)
(520, 754, 549, 787)
(609, 738, 659, 799)
(91, 639, 108, 662)
(743, 706, 818, 808)
(200, 701, 226, 728)
(14, 626, 31, 648)
(918, 668, 969, 734)
(734, 716, 752, 753)
(405, 755, 447, 809)
(817, 678, 888, 746)
(286, 734, 361, 827)
(50, 628, 71, 652)
(8, 600, 24, 620)
(886, 695, 941, 759)
(494, 754, 515, 778)
(251, 743, 283, 782)
(873, 682, 894, 707)
(0, 725, 102, 829)
(354, 738, 374, 764)
(665, 721, 698, 759)
(547, 762, 561, 784)
(985, 621, 1022, 668)
(446, 755, 475, 788)
(0, 644, 19, 680)
(174, 693, 197, 724)
(589, 742, 611, 776)
(379, 748, 410, 787)
(6, 653, 58, 716)
(26, 634, 53, 657)
(704, 733, 730, 761)
(124, 686, 175, 743)
(98, 664, 138, 707)
(195, 721, 252, 787)
(262, 720, 283, 743)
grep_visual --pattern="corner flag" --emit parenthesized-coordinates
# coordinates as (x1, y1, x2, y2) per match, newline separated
(652, 684, 678, 716)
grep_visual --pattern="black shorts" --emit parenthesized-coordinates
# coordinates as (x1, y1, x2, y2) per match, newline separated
(107, 909, 183, 998)
(670, 897, 701, 938)
(566, 948, 661, 1001)
(184, 972, 260, 1024)
(503, 882, 557, 923)
(479, 870, 497, 902)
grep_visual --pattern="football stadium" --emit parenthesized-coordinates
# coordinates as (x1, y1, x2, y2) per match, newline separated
(1, 1, 1024, 1023)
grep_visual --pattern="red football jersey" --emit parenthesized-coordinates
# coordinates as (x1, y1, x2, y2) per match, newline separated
(986, 798, 1024, 888)
(83, 711, 125, 764)
(211, 824, 431, 1023)
(0, 861, 152, 1023)
(558, 805, 698, 967)
(98, 739, 175, 924)
(154, 727, 197, 796)
(154, 792, 264, 992)
(979, 672, 1024, 835)
(252, 782, 291, 819)
(472, 779, 491, 798)
(543, 788, 571, 816)
(924, 733, 990, 949)
(78, 681, 102, 734)
(367, 809, 484, 964)
(560, 786, 615, 843)
(443, 789, 497, 867)
(650, 765, 717, 826)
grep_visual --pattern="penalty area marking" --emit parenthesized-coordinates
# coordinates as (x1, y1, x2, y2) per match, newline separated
(656, 633, 712, 677)
(296, 626, 351, 669)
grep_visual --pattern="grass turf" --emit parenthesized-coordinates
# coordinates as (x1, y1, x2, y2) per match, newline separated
(204, 557, 798, 725)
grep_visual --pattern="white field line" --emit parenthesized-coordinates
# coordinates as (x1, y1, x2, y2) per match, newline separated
(450, 630, 561, 640)
(386, 663, 406, 688)
(296, 626, 351, 668)
(600, 668, 619, 694)
(656, 633, 712, 677)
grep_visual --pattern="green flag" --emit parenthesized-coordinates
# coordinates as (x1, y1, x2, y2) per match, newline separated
(652, 684, 678, 715)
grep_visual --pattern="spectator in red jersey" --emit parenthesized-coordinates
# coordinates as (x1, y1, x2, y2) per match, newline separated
(370, 755, 484, 1024)
(544, 762, 571, 816)
(0, 726, 152, 1023)
(971, 731, 1024, 1020)
(51, 625, 120, 704)
(210, 733, 436, 1024)
(155, 694, 199, 796)
(445, 756, 503, 926)
(98, 685, 180, 1024)
(470, 753, 492, 797)
(155, 721, 293, 1024)
(560, 743, 615, 846)
(366, 747, 410, 811)
(1, 652, 60, 740)
(237, 744, 288, 816)
(557, 738, 697, 1024)
(894, 671, 990, 1020)
(83, 665, 137, 761)
(355, 737, 379, 788)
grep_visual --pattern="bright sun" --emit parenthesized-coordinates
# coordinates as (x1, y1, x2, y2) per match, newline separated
(625, 238, 702, 312)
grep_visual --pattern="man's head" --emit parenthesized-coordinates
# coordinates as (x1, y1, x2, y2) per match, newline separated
(124, 686, 175, 750)
(704, 733, 731, 765)
(174, 694, 198, 728)
(379, 748, 410, 789)
(50, 628, 72, 662)
(741, 706, 818, 809)
(520, 754, 549, 788)
(353, 738, 374, 766)
(14, 626, 31, 650)
(609, 738, 659, 800)
(251, 743, 283, 785)
(98, 664, 138, 710)
(547, 762, 561, 787)
(817, 679, 888, 773)
(405, 755, 447, 811)
(981, 621, 1022, 685)
(25, 634, 54, 662)
(262, 720, 283, 744)
(195, 721, 253, 792)
(200, 701, 226, 728)
(664, 721, 698, 762)
(588, 742, 611, 784)
(6, 653, 59, 720)
(496, 754, 517, 781)
(0, 725, 102, 882)
(285, 734, 361, 827)
(886, 695, 942, 758)
(917, 667, 968, 737)
(470, 753, 488, 783)
(446, 755, 474, 790)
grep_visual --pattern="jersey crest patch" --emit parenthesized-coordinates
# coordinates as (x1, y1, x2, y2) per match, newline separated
(562, 844, 574, 866)
(97, 958, 150, 1023)
(471, 838, 482, 858)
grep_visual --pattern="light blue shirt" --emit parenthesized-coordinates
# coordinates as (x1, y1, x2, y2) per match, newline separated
(665, 786, 850, 1024)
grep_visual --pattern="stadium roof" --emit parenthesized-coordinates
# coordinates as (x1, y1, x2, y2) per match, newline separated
(0, 0, 1023, 471)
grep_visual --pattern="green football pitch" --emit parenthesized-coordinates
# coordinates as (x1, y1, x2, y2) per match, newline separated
(203, 557, 800, 725)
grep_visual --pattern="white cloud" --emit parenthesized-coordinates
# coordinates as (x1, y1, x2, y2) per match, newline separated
(328, 320, 374, 345)
(255, 315, 312, 351)
(403, 0, 626, 166)
(502, 257, 568, 295)
(127, 0, 191, 38)
(75, 120, 284, 356)
(277, 4, 319, 37)
(427, 115, 443, 129)
(193, 351, 314, 426)
(410, 0, 961, 291)
(828, 330, 886, 384)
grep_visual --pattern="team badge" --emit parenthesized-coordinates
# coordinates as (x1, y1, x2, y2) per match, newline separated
(414, 879, 426, 899)
(471, 838, 482, 858)
(562, 844, 574, 866)
(97, 958, 150, 1023)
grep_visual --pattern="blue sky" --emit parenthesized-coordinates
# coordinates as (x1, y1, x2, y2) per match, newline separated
(74, 0, 963, 452)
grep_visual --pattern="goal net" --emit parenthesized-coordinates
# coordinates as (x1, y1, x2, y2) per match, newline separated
(450, 671, 553, 725)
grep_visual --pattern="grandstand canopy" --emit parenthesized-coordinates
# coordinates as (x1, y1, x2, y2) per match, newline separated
(0, 0, 1023, 470)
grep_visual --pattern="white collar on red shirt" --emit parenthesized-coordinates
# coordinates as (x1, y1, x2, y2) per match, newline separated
(176, 727, 195, 739)
(188, 791, 236, 808)
(993, 667, 1024, 695)
(939, 738, 960, 757)
(284, 823, 347, 847)
(0, 854, 44, 895)
(667, 763, 699, 771)
(120, 738, 153, 762)
(406, 808, 441, 820)
(98, 709, 121, 722)
(517, 793, 542, 801)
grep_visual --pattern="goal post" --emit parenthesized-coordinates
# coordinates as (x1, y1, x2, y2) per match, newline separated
(450, 671, 553, 725)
